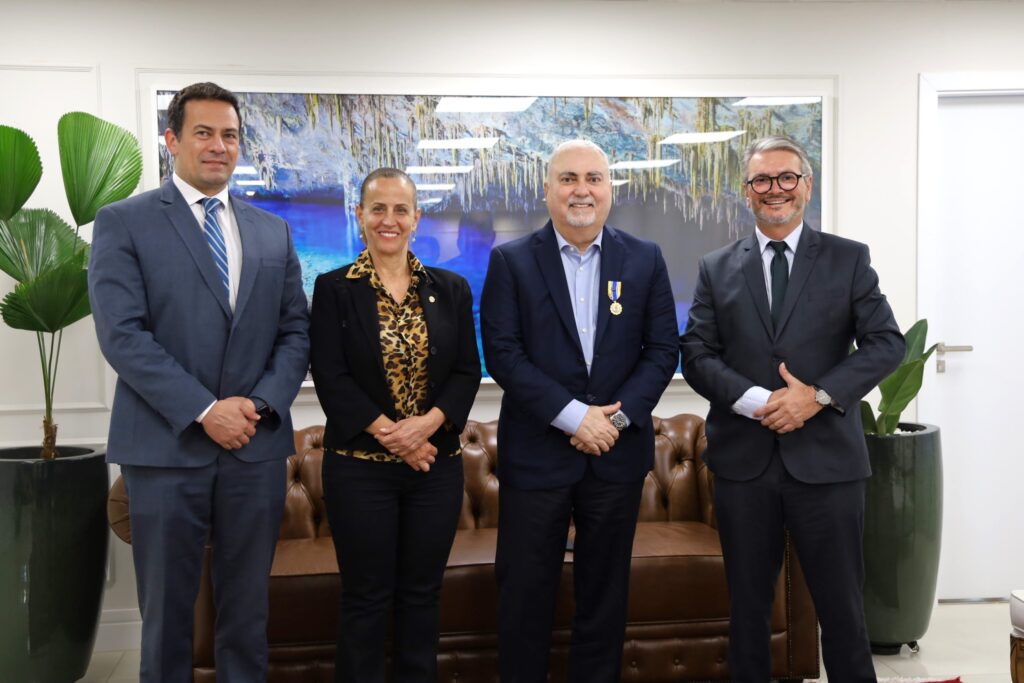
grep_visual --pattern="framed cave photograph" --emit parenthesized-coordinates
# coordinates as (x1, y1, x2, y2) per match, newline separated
(149, 82, 827, 375)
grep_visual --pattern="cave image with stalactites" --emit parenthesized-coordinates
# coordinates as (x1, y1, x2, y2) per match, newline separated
(156, 91, 822, 375)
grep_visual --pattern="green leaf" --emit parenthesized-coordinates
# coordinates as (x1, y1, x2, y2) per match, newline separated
(1, 255, 90, 332)
(877, 358, 925, 420)
(0, 209, 85, 282)
(0, 125, 42, 221)
(921, 342, 938, 364)
(879, 413, 901, 435)
(902, 319, 928, 364)
(58, 112, 142, 227)
(860, 400, 878, 434)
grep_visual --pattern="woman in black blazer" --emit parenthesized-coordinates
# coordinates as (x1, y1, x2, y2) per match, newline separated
(309, 167, 481, 683)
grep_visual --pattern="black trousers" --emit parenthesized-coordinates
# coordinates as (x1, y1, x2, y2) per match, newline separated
(714, 448, 877, 683)
(496, 468, 644, 683)
(322, 452, 464, 683)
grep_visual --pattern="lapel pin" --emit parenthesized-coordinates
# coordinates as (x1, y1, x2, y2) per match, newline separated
(428, 295, 436, 303)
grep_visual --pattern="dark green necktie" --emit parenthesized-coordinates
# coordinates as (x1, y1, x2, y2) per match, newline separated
(769, 240, 789, 330)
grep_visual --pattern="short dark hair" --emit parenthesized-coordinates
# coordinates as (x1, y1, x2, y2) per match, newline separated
(359, 167, 417, 208)
(166, 82, 242, 137)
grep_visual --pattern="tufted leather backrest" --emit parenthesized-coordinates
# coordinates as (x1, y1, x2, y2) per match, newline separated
(279, 427, 331, 540)
(280, 414, 713, 540)
(642, 414, 715, 526)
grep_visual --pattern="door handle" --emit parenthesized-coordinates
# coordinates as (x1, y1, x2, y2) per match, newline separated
(936, 342, 973, 373)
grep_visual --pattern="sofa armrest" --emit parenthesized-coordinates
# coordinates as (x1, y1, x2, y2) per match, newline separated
(108, 475, 131, 544)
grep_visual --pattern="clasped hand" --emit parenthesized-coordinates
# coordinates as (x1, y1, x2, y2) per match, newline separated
(202, 397, 259, 450)
(377, 412, 442, 472)
(569, 401, 622, 456)
(753, 362, 823, 434)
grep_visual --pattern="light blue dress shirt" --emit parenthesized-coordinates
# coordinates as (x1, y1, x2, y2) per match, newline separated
(548, 229, 631, 435)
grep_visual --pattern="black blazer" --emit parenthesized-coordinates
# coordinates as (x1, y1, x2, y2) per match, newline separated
(680, 226, 905, 484)
(480, 222, 679, 489)
(310, 261, 481, 458)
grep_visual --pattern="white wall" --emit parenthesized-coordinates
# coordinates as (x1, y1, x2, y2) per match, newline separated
(3, 0, 1023, 650)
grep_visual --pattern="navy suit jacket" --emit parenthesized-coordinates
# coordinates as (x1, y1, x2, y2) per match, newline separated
(480, 222, 678, 489)
(89, 181, 310, 467)
(680, 227, 904, 484)
(309, 262, 481, 458)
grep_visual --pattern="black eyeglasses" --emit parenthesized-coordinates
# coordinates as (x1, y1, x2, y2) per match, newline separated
(746, 172, 805, 194)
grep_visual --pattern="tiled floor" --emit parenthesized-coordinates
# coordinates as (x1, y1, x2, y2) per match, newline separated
(819, 602, 1012, 682)
(79, 649, 139, 683)
(82, 603, 1013, 682)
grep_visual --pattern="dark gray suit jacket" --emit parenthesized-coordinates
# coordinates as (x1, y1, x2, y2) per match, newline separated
(680, 226, 904, 484)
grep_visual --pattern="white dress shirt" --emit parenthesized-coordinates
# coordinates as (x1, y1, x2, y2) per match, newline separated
(172, 173, 242, 310)
(172, 174, 243, 423)
(731, 223, 803, 420)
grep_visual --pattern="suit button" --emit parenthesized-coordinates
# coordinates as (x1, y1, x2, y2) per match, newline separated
(429, 381, 436, 389)
(586, 394, 597, 403)
(430, 346, 438, 355)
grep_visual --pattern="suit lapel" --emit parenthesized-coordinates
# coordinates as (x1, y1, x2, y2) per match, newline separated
(594, 226, 624, 349)
(161, 182, 232, 319)
(774, 226, 821, 337)
(740, 234, 773, 338)
(532, 222, 584, 357)
(417, 269, 440, 347)
(348, 275, 387, 378)
(231, 198, 260, 325)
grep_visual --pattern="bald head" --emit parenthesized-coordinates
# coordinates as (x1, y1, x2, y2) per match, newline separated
(547, 139, 610, 183)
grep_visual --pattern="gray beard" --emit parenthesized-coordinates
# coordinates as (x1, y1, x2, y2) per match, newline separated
(753, 204, 800, 226)
(566, 209, 596, 228)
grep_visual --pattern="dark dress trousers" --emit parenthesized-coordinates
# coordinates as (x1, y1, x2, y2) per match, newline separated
(680, 226, 905, 682)
(310, 262, 481, 683)
(88, 182, 310, 683)
(480, 222, 678, 682)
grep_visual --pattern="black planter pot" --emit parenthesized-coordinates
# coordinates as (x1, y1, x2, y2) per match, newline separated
(0, 447, 109, 683)
(862, 423, 942, 655)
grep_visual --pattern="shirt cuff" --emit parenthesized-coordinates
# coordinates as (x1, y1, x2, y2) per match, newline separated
(732, 386, 772, 420)
(552, 399, 589, 435)
(196, 400, 216, 424)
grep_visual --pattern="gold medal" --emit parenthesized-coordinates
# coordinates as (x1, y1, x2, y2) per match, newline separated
(610, 301, 623, 316)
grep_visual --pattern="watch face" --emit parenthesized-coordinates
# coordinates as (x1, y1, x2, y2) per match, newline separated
(611, 413, 628, 431)
(815, 389, 831, 406)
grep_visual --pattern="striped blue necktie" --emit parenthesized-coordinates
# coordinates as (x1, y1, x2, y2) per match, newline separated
(199, 197, 230, 296)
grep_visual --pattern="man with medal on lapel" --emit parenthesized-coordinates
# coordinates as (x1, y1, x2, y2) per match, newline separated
(481, 139, 678, 682)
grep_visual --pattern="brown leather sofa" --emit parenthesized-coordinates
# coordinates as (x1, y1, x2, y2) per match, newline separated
(108, 413, 819, 682)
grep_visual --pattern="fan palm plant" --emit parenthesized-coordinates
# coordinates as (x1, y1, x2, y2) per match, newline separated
(0, 113, 142, 459)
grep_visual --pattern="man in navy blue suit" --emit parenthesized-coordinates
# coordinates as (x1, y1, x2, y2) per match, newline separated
(481, 139, 678, 682)
(88, 83, 309, 682)
(681, 136, 904, 682)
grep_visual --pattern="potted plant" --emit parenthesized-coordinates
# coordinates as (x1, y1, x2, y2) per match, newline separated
(859, 319, 942, 655)
(0, 114, 141, 682)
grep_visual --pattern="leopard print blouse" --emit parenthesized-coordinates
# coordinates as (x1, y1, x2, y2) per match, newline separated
(333, 250, 432, 464)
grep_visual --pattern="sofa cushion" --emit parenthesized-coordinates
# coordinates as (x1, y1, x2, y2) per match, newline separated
(437, 521, 732, 635)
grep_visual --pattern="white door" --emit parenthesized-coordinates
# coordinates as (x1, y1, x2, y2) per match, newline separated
(918, 80, 1024, 600)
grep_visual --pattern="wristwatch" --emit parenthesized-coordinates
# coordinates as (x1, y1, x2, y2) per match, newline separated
(813, 386, 833, 408)
(251, 396, 275, 421)
(609, 410, 628, 432)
